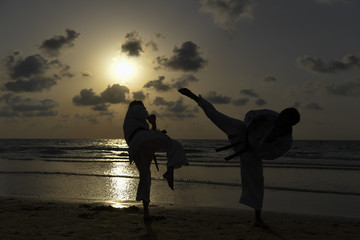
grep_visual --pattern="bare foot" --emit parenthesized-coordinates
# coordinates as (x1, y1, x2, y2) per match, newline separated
(178, 88, 199, 102)
(254, 219, 270, 229)
(163, 170, 174, 190)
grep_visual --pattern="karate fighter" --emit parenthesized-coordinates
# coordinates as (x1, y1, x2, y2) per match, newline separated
(123, 100, 188, 220)
(178, 88, 300, 228)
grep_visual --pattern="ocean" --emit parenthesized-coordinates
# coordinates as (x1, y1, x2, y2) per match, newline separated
(0, 139, 359, 218)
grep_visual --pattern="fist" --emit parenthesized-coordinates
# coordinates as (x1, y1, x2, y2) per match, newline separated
(147, 114, 156, 124)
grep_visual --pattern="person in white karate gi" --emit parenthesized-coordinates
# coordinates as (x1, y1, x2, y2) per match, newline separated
(123, 100, 188, 220)
(178, 88, 300, 228)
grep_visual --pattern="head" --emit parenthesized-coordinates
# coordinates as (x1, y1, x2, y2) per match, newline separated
(128, 100, 144, 109)
(277, 108, 300, 127)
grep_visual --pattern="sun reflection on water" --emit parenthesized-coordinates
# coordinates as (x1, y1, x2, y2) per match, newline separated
(107, 162, 138, 202)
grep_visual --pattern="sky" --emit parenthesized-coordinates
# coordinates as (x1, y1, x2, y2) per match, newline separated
(0, 0, 359, 140)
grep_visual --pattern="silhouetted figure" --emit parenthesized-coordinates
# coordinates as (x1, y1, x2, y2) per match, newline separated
(123, 100, 188, 220)
(178, 88, 300, 228)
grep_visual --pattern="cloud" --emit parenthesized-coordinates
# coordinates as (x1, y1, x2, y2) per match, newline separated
(74, 113, 99, 124)
(325, 79, 360, 96)
(145, 40, 158, 51)
(156, 41, 207, 72)
(101, 84, 130, 104)
(204, 91, 231, 104)
(255, 98, 266, 106)
(0, 93, 58, 118)
(121, 31, 143, 57)
(153, 96, 174, 107)
(4, 77, 58, 93)
(154, 32, 166, 39)
(72, 89, 103, 106)
(152, 98, 198, 119)
(91, 103, 114, 120)
(171, 74, 199, 89)
(72, 84, 130, 107)
(200, 0, 255, 34)
(143, 76, 171, 92)
(264, 75, 277, 82)
(240, 89, 259, 97)
(232, 98, 249, 106)
(6, 54, 48, 79)
(300, 79, 360, 97)
(81, 72, 92, 77)
(297, 54, 360, 74)
(3, 52, 72, 92)
(39, 29, 80, 57)
(91, 103, 110, 112)
(132, 90, 147, 101)
(305, 102, 323, 110)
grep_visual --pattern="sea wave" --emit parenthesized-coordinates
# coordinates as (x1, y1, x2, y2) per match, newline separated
(1, 170, 359, 196)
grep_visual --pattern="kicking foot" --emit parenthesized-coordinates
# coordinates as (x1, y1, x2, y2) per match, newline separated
(178, 88, 199, 102)
(163, 170, 174, 190)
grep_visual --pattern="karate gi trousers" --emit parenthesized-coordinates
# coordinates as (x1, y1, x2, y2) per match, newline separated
(198, 96, 264, 210)
(130, 130, 188, 203)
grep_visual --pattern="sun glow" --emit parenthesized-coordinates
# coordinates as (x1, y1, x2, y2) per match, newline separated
(113, 61, 135, 79)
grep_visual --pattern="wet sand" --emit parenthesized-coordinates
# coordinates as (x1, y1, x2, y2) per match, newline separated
(0, 196, 359, 240)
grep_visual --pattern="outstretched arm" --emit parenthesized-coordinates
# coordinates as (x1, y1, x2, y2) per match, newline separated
(178, 88, 199, 103)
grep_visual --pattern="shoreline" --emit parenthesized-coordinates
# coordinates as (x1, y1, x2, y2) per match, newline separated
(1, 196, 359, 239)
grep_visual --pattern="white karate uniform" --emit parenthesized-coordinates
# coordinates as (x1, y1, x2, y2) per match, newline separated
(123, 104, 188, 202)
(198, 96, 292, 210)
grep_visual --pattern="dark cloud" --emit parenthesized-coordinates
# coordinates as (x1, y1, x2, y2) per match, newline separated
(121, 31, 143, 57)
(156, 41, 207, 72)
(200, 0, 255, 35)
(72, 89, 103, 106)
(255, 99, 266, 106)
(91, 103, 110, 112)
(153, 98, 198, 119)
(74, 113, 99, 124)
(325, 79, 360, 96)
(204, 91, 231, 104)
(305, 102, 323, 110)
(3, 52, 72, 92)
(82, 72, 92, 77)
(232, 98, 249, 106)
(39, 29, 80, 57)
(0, 93, 58, 118)
(297, 54, 360, 74)
(145, 40, 158, 51)
(4, 77, 57, 93)
(6, 54, 48, 79)
(154, 32, 166, 39)
(101, 84, 130, 104)
(153, 96, 174, 107)
(72, 84, 130, 108)
(240, 89, 259, 97)
(264, 75, 277, 82)
(171, 74, 199, 89)
(132, 91, 147, 101)
(143, 76, 171, 92)
(301, 79, 360, 96)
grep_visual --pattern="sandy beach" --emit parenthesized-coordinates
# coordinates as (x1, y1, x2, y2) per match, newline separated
(0, 196, 359, 240)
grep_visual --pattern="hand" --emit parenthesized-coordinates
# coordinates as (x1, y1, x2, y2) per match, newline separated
(147, 114, 156, 125)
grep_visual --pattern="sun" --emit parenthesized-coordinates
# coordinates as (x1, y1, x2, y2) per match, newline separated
(113, 60, 135, 79)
